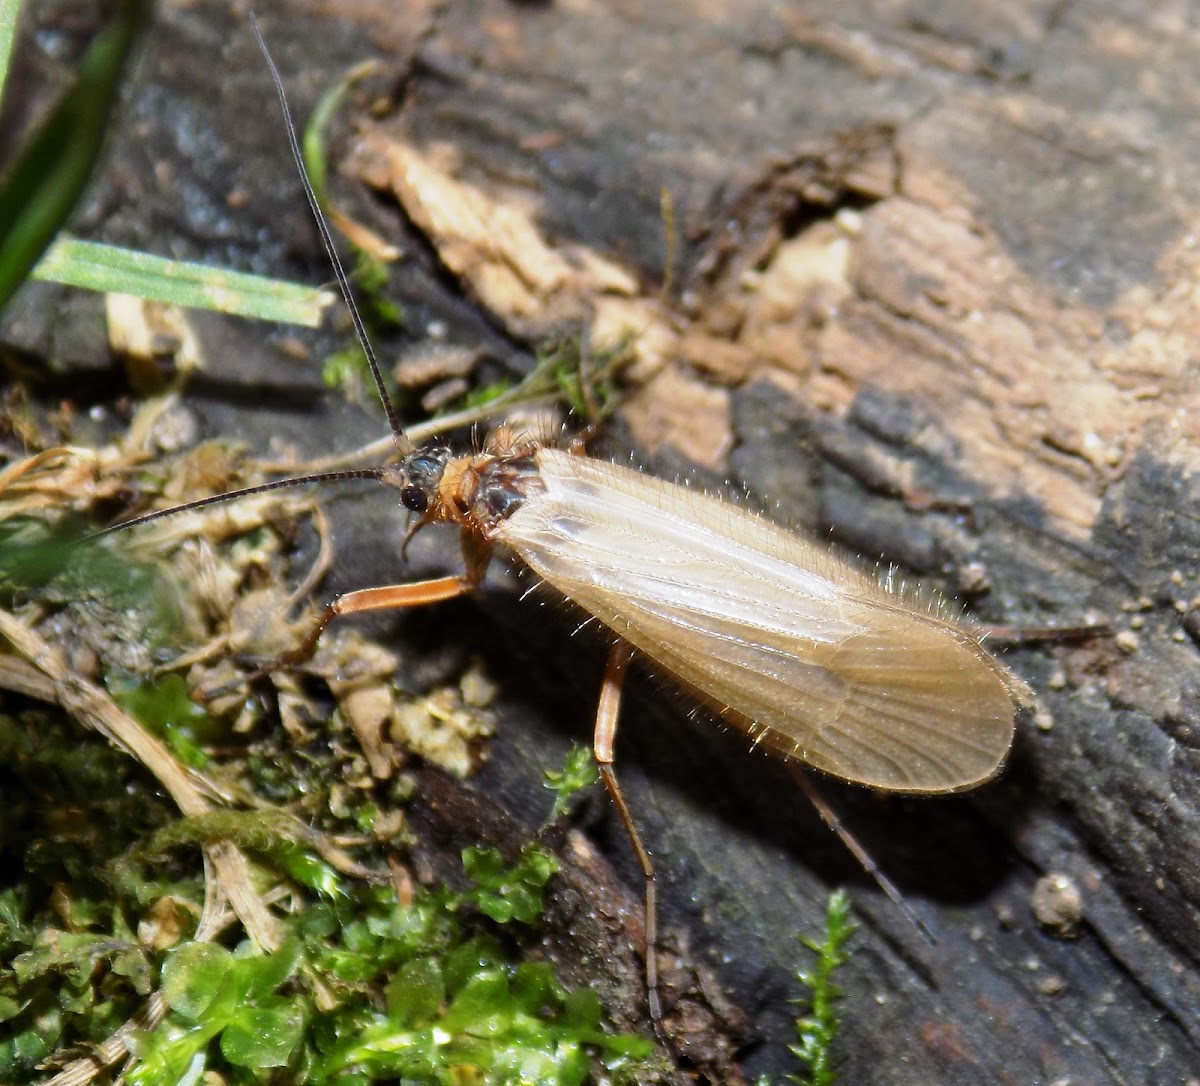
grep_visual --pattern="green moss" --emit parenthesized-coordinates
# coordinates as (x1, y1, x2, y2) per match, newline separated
(125, 845, 652, 1085)
(0, 708, 653, 1084)
(541, 333, 631, 420)
(0, 713, 178, 1080)
(108, 673, 224, 768)
(427, 327, 634, 426)
(541, 744, 599, 824)
(787, 889, 857, 1086)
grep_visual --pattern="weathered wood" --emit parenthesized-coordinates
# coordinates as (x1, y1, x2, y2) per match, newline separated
(359, 4, 1200, 1082)
(9, 0, 1200, 1081)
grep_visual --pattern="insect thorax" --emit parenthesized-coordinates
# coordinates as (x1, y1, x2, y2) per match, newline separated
(384, 446, 546, 538)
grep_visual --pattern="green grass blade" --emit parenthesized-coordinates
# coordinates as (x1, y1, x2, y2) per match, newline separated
(0, 0, 21, 108)
(33, 236, 335, 327)
(0, 0, 152, 313)
(301, 58, 379, 216)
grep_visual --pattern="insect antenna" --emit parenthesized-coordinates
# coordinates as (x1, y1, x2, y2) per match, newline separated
(249, 12, 414, 457)
(96, 17, 416, 542)
(89, 469, 386, 539)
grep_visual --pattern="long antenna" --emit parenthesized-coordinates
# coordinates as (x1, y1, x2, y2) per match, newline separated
(93, 20, 410, 542)
(249, 12, 414, 457)
(90, 469, 386, 539)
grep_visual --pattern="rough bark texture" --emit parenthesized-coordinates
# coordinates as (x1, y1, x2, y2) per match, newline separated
(7, 0, 1200, 1082)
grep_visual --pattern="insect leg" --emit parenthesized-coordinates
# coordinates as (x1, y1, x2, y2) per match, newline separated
(980, 621, 1109, 644)
(277, 576, 476, 669)
(592, 640, 663, 1020)
(565, 421, 603, 457)
(232, 528, 494, 688)
(788, 766, 937, 943)
(201, 576, 480, 700)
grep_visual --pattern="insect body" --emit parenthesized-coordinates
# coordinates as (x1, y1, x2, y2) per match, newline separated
(383, 436, 1027, 794)
(289, 415, 1034, 1017)
(270, 428, 1028, 1016)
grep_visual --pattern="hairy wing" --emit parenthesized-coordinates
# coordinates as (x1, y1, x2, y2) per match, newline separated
(497, 451, 1019, 793)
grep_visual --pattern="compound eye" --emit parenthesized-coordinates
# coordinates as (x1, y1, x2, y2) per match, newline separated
(401, 485, 429, 513)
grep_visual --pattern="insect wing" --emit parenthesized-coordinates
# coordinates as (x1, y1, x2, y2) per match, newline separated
(496, 449, 1023, 793)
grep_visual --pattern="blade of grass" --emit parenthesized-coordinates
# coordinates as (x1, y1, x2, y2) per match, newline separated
(33, 236, 335, 327)
(0, 0, 152, 313)
(0, 0, 21, 108)
(301, 58, 381, 220)
(301, 56, 399, 267)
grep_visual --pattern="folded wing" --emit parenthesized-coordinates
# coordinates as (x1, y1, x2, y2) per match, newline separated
(497, 449, 1022, 793)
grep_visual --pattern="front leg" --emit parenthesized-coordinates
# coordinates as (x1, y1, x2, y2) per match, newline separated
(277, 575, 479, 671)
(274, 525, 494, 674)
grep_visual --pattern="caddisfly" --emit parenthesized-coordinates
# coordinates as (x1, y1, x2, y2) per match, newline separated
(101, 16, 1034, 1020)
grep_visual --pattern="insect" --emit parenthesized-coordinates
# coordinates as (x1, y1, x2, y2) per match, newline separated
(102, 17, 1033, 1021)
